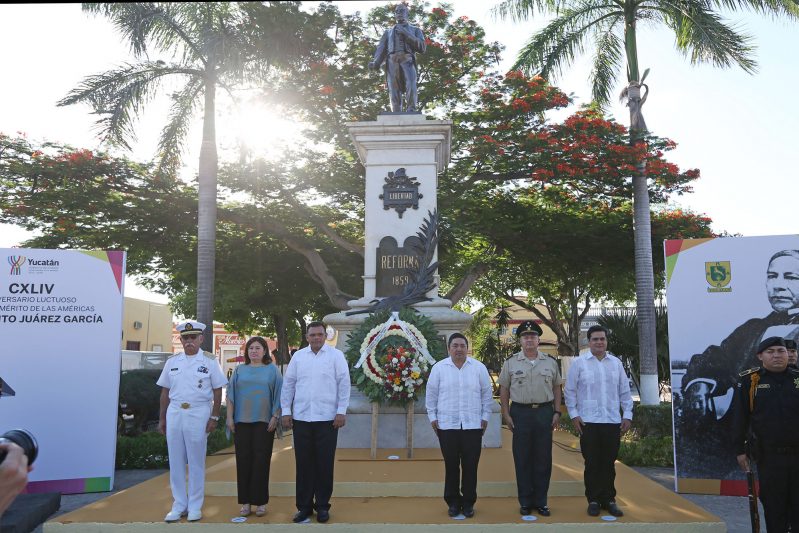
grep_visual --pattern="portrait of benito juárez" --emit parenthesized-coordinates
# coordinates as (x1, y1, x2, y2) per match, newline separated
(677, 249, 799, 478)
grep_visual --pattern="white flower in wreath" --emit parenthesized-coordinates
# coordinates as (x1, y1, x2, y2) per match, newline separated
(361, 328, 425, 380)
(359, 321, 428, 355)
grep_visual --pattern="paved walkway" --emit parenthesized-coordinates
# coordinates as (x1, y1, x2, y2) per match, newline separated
(634, 467, 761, 533)
(28, 466, 758, 532)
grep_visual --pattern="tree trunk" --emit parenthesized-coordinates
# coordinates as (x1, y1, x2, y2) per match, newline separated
(218, 209, 356, 310)
(295, 312, 308, 350)
(273, 312, 290, 365)
(632, 164, 658, 404)
(196, 68, 218, 353)
(625, 16, 659, 405)
(444, 262, 490, 305)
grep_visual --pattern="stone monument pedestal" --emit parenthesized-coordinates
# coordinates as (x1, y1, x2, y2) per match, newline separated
(324, 113, 500, 449)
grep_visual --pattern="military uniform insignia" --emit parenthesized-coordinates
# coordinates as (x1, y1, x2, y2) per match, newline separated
(794, 377, 799, 389)
(739, 367, 760, 377)
(756, 384, 770, 389)
(197, 366, 209, 374)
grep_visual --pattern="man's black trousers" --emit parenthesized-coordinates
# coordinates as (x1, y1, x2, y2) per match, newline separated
(437, 428, 483, 509)
(579, 422, 620, 505)
(757, 454, 799, 532)
(292, 420, 338, 513)
(511, 402, 553, 508)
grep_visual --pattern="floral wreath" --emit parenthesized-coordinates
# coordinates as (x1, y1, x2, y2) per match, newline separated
(346, 308, 444, 406)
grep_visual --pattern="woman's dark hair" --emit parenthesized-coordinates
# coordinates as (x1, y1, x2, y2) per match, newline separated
(244, 336, 271, 365)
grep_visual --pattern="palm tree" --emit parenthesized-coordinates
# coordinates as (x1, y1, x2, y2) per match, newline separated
(60, 3, 259, 351)
(494, 0, 798, 404)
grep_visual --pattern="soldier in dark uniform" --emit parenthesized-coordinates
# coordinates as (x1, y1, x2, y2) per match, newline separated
(368, 3, 426, 112)
(732, 336, 799, 532)
(498, 320, 563, 517)
(785, 339, 798, 369)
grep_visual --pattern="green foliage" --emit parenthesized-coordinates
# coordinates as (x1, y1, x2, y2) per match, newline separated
(618, 436, 674, 467)
(556, 407, 673, 466)
(0, 3, 712, 340)
(118, 369, 163, 435)
(558, 402, 672, 439)
(116, 431, 169, 469)
(598, 306, 672, 393)
(467, 304, 518, 393)
(631, 402, 673, 439)
(345, 308, 445, 406)
(492, 0, 791, 106)
(115, 406, 230, 469)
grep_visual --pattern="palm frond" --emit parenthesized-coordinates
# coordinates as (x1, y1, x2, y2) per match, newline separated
(57, 61, 200, 150)
(706, 0, 799, 19)
(155, 77, 204, 178)
(513, 2, 623, 80)
(588, 16, 624, 106)
(493, 0, 563, 21)
(655, 0, 757, 73)
(82, 3, 246, 68)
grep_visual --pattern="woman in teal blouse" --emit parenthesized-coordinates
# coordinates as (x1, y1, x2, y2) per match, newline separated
(226, 337, 282, 517)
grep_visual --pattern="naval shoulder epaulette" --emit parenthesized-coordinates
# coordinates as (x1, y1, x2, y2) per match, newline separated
(738, 367, 760, 377)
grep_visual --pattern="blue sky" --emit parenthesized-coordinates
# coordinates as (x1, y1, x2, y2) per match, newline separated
(1, 2, 797, 299)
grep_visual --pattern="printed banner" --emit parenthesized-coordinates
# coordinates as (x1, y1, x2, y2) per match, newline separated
(0, 249, 126, 494)
(665, 235, 799, 494)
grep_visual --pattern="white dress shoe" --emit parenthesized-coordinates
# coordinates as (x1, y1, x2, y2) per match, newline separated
(164, 510, 185, 522)
(187, 510, 202, 522)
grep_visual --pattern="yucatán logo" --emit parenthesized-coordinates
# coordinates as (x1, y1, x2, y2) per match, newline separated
(705, 261, 732, 293)
(8, 256, 26, 275)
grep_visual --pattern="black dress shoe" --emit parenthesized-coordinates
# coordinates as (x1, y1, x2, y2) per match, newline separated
(536, 506, 551, 517)
(605, 501, 624, 517)
(292, 511, 311, 523)
(462, 505, 474, 518)
(447, 505, 460, 517)
(587, 502, 600, 516)
(519, 506, 532, 516)
(317, 510, 330, 523)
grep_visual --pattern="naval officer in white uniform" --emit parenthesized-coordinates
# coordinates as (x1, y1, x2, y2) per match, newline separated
(157, 320, 226, 522)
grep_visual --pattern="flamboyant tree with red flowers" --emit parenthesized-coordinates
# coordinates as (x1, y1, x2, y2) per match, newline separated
(0, 2, 713, 354)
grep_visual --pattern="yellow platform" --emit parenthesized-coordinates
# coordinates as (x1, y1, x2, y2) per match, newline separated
(46, 430, 724, 532)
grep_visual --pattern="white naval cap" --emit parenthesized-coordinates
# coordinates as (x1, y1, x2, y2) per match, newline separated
(176, 320, 207, 336)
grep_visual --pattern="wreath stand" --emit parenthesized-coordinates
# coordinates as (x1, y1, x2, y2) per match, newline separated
(370, 402, 415, 459)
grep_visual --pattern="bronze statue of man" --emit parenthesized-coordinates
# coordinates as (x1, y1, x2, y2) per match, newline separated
(368, 3, 426, 112)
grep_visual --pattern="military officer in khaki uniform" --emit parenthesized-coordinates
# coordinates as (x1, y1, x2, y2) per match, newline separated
(499, 320, 563, 517)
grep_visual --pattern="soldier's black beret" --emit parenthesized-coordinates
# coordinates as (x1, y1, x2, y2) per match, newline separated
(516, 320, 543, 337)
(756, 336, 786, 354)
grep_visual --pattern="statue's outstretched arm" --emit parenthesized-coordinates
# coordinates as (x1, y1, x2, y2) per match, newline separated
(369, 32, 388, 70)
